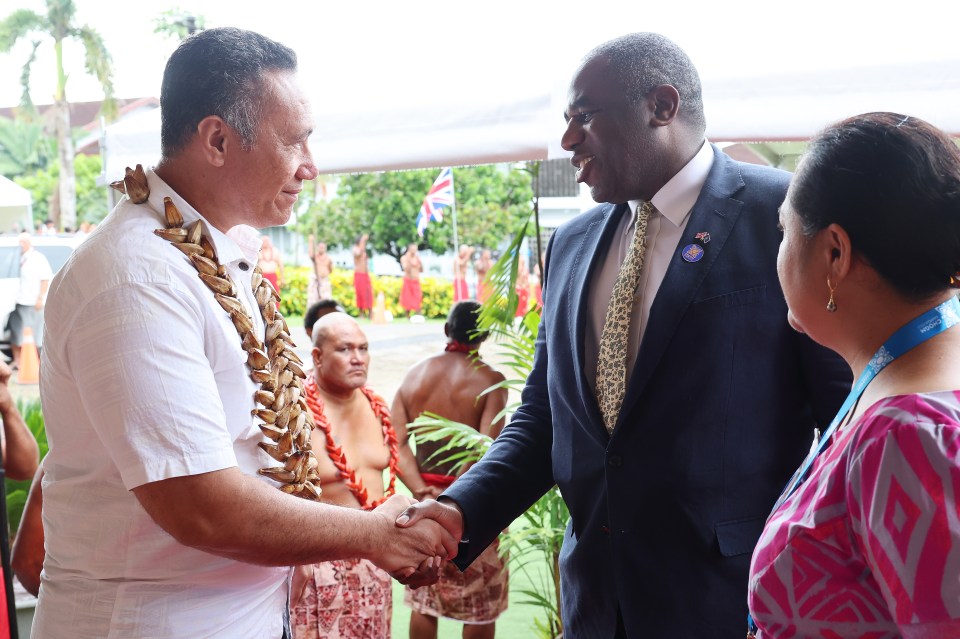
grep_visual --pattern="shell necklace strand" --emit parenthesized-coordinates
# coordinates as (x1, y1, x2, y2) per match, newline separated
(111, 165, 323, 500)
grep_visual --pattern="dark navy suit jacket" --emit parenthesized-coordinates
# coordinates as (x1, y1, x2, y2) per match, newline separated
(444, 145, 851, 638)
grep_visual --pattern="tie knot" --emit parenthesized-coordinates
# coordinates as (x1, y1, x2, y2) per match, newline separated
(633, 201, 653, 240)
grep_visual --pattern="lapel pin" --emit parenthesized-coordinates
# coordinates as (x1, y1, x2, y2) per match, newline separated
(695, 231, 711, 244)
(681, 244, 704, 263)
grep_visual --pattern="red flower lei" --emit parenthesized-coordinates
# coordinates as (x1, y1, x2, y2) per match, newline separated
(303, 376, 398, 510)
(444, 341, 474, 353)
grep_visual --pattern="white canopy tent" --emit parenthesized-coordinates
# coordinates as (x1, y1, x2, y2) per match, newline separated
(103, 107, 162, 182)
(102, 55, 960, 181)
(93, 0, 960, 180)
(0, 175, 32, 234)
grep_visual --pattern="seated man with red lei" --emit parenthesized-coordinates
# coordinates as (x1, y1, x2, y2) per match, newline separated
(292, 313, 431, 639)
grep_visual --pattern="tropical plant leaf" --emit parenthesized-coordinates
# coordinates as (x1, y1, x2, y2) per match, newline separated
(407, 413, 492, 474)
(76, 24, 115, 120)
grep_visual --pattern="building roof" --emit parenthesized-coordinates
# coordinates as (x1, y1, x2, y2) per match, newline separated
(0, 97, 158, 130)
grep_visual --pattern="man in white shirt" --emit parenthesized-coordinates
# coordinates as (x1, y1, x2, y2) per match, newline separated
(10, 232, 52, 369)
(36, 27, 454, 639)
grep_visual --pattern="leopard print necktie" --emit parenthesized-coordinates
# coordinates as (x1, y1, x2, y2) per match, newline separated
(596, 201, 653, 434)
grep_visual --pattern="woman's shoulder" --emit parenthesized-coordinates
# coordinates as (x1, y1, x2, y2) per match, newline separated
(853, 391, 960, 448)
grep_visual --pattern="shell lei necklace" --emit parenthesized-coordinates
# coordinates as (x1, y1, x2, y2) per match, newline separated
(111, 165, 323, 500)
(303, 376, 398, 510)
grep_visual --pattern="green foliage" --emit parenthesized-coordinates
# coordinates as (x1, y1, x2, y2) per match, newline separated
(0, 9, 45, 52)
(455, 163, 536, 249)
(0, 0, 115, 229)
(408, 413, 492, 475)
(0, 1, 115, 113)
(297, 164, 533, 264)
(499, 487, 568, 639)
(74, 25, 115, 119)
(152, 8, 206, 40)
(281, 266, 454, 320)
(0, 117, 53, 176)
(7, 398, 46, 536)
(14, 153, 107, 227)
(279, 266, 310, 318)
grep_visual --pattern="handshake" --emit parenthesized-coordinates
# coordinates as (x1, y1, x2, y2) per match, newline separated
(370, 495, 465, 588)
(291, 495, 466, 606)
(290, 495, 463, 606)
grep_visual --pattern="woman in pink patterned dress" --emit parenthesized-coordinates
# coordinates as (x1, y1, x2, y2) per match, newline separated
(748, 112, 960, 638)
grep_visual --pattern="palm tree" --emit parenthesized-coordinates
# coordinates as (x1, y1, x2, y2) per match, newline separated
(0, 0, 114, 231)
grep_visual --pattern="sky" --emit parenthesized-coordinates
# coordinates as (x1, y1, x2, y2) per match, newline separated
(2, 0, 959, 175)
(2, 0, 958, 111)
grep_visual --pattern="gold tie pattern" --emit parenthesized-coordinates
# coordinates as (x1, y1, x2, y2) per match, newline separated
(596, 201, 653, 434)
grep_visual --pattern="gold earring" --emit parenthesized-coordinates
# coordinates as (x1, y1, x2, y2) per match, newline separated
(826, 278, 837, 312)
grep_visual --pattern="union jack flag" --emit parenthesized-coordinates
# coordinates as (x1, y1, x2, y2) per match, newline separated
(416, 167, 454, 237)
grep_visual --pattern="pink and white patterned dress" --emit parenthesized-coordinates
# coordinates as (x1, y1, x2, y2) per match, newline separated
(749, 392, 960, 638)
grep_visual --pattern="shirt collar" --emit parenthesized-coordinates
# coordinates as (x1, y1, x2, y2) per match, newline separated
(145, 169, 262, 266)
(628, 140, 715, 227)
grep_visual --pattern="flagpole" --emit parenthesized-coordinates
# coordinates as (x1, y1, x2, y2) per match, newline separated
(450, 169, 460, 292)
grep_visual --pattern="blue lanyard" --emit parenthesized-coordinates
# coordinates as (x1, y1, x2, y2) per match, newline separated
(772, 295, 960, 512)
(750, 297, 960, 637)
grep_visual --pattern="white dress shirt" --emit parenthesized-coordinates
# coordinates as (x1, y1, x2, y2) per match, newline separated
(585, 140, 715, 392)
(35, 170, 288, 638)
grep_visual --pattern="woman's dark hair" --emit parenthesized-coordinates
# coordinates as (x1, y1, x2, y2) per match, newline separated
(790, 112, 960, 301)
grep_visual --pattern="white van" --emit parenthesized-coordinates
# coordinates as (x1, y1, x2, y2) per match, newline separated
(0, 235, 82, 355)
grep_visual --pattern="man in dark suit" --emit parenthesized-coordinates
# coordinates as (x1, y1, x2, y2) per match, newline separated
(398, 33, 850, 638)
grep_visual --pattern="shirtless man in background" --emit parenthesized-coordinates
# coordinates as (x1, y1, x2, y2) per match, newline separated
(307, 234, 334, 307)
(352, 234, 373, 318)
(393, 301, 510, 639)
(475, 249, 494, 303)
(452, 244, 473, 302)
(400, 243, 424, 318)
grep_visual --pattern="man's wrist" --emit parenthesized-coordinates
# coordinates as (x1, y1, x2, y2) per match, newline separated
(436, 496, 469, 543)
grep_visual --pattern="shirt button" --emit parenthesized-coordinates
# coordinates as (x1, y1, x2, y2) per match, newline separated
(608, 455, 622, 467)
(238, 262, 249, 271)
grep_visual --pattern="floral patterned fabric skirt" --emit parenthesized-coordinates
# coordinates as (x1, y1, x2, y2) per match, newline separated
(293, 558, 392, 639)
(404, 540, 508, 623)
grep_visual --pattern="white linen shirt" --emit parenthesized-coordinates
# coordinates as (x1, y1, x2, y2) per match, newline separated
(585, 140, 714, 392)
(16, 247, 53, 306)
(34, 170, 288, 639)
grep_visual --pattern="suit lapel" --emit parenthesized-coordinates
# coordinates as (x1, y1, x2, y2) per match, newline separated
(569, 203, 626, 439)
(615, 149, 747, 429)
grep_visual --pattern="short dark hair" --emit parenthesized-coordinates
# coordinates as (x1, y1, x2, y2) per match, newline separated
(790, 111, 960, 302)
(160, 27, 298, 156)
(586, 32, 705, 134)
(447, 300, 487, 344)
(305, 299, 344, 335)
